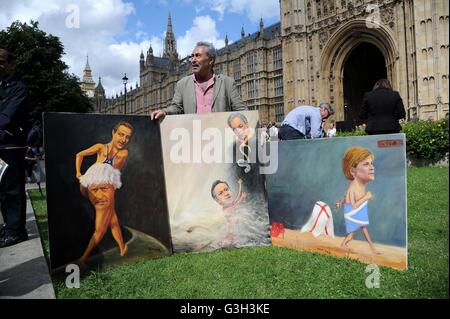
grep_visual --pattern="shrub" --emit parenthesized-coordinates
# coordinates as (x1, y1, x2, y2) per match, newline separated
(336, 126, 367, 137)
(401, 118, 449, 162)
(334, 118, 449, 162)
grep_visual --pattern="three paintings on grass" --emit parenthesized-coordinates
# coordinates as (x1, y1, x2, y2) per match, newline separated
(44, 112, 407, 273)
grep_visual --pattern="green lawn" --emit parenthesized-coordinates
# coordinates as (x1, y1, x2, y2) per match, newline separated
(28, 167, 449, 298)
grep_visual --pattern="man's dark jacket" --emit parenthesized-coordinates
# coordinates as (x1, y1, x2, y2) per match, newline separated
(0, 75, 32, 149)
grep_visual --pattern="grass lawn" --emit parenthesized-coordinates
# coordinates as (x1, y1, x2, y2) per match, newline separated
(28, 167, 449, 299)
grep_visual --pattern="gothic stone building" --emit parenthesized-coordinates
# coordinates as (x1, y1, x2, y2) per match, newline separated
(92, 1, 449, 125)
(280, 0, 449, 123)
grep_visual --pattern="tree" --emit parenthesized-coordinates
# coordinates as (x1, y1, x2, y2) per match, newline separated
(0, 21, 92, 125)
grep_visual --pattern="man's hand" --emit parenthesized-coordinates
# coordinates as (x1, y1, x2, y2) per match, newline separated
(150, 110, 166, 120)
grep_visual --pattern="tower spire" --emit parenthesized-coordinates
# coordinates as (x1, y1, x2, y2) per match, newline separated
(140, 50, 145, 70)
(95, 76, 105, 97)
(260, 17, 264, 38)
(163, 12, 178, 61)
(81, 55, 96, 98)
(167, 12, 173, 33)
(146, 45, 154, 65)
(85, 55, 91, 70)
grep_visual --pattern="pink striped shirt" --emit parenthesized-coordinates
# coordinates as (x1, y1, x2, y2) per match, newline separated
(193, 74, 215, 113)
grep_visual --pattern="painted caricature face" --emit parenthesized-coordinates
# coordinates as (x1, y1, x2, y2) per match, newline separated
(87, 184, 115, 209)
(351, 156, 375, 183)
(213, 182, 233, 206)
(190, 45, 213, 77)
(112, 125, 132, 150)
(229, 117, 249, 143)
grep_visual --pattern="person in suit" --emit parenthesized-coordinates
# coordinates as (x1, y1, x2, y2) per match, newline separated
(0, 48, 32, 247)
(150, 41, 246, 120)
(359, 79, 406, 135)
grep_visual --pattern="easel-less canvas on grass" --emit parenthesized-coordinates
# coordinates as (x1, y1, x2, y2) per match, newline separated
(44, 113, 172, 272)
(161, 111, 271, 252)
(267, 134, 407, 270)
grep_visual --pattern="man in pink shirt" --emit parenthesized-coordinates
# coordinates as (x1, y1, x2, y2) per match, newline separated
(150, 42, 246, 120)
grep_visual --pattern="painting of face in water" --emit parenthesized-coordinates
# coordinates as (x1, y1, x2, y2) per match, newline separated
(44, 113, 172, 273)
(160, 111, 271, 252)
(266, 134, 407, 270)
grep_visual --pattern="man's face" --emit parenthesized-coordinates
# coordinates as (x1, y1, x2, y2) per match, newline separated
(351, 156, 375, 183)
(0, 50, 12, 80)
(112, 125, 132, 150)
(213, 182, 233, 206)
(87, 184, 115, 209)
(229, 117, 249, 143)
(320, 108, 329, 119)
(190, 45, 213, 77)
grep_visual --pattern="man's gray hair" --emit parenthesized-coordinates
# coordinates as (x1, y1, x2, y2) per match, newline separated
(227, 112, 248, 127)
(196, 41, 216, 62)
(319, 103, 334, 116)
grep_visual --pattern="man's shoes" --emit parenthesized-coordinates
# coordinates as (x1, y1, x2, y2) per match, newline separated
(0, 232, 28, 248)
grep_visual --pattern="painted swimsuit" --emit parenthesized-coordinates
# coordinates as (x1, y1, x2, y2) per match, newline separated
(343, 201, 369, 233)
(103, 144, 117, 165)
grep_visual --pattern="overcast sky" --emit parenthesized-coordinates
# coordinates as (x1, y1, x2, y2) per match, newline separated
(0, 0, 280, 97)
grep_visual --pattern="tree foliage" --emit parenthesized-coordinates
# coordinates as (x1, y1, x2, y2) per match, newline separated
(0, 21, 92, 125)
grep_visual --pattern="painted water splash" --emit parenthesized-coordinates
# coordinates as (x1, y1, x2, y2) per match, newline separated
(171, 194, 270, 252)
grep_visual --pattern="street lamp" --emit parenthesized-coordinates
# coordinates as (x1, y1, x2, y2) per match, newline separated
(122, 73, 128, 114)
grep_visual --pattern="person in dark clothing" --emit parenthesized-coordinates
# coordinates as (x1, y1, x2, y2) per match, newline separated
(359, 79, 406, 135)
(25, 123, 44, 193)
(25, 146, 43, 196)
(27, 123, 43, 156)
(0, 48, 32, 248)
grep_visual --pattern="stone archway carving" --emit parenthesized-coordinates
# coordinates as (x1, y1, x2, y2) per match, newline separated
(319, 19, 399, 121)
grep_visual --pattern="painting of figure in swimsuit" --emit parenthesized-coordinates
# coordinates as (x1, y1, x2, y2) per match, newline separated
(267, 134, 407, 270)
(44, 113, 172, 272)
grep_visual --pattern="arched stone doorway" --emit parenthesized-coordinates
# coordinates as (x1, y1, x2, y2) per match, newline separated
(343, 42, 387, 125)
(319, 19, 400, 127)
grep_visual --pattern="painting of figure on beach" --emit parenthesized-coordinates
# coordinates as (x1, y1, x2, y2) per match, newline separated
(44, 113, 172, 272)
(266, 134, 407, 270)
(160, 111, 271, 252)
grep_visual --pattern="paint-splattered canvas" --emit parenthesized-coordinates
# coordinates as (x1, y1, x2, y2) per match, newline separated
(44, 113, 172, 272)
(160, 111, 271, 252)
(267, 134, 407, 270)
